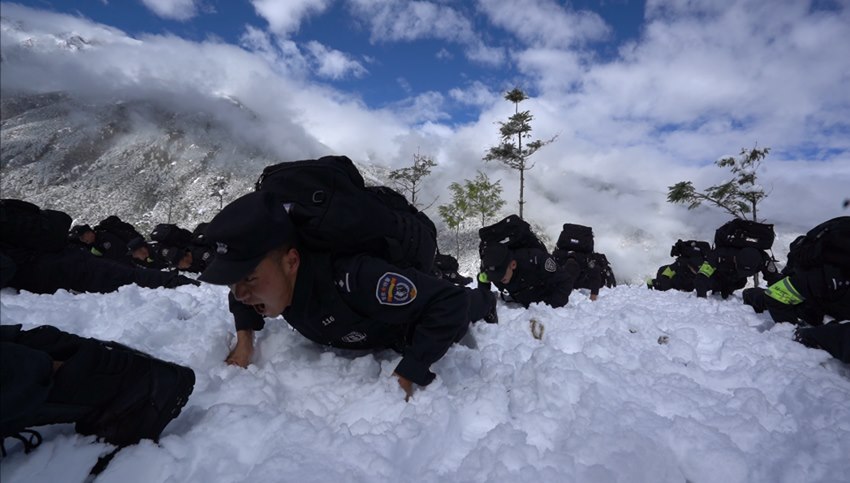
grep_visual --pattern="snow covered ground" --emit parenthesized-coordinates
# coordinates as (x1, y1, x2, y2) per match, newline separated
(1, 282, 848, 483)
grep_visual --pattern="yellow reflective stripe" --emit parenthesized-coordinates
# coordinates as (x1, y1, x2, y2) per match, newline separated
(478, 272, 489, 283)
(91, 247, 103, 256)
(661, 266, 676, 278)
(698, 262, 715, 277)
(765, 277, 805, 305)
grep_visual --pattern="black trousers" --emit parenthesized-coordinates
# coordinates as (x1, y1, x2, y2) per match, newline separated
(8, 248, 188, 294)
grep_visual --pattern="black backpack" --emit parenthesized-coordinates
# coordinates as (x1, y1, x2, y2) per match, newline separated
(150, 224, 193, 249)
(0, 199, 71, 255)
(478, 214, 547, 256)
(714, 219, 775, 250)
(255, 155, 437, 272)
(94, 216, 142, 244)
(786, 216, 850, 272)
(670, 239, 712, 259)
(556, 223, 594, 254)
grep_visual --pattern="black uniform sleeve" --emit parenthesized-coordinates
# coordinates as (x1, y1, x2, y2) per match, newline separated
(229, 292, 266, 332)
(585, 256, 603, 296)
(543, 257, 577, 308)
(761, 257, 782, 286)
(652, 265, 675, 291)
(795, 322, 850, 363)
(763, 268, 837, 325)
(340, 255, 470, 386)
(694, 252, 719, 298)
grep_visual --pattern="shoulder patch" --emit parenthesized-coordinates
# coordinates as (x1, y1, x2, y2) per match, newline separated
(376, 272, 417, 306)
(544, 257, 557, 272)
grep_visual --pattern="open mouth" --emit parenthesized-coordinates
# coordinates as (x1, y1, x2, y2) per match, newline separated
(253, 303, 266, 315)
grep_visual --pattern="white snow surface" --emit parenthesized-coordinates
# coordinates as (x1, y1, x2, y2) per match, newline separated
(1, 282, 849, 483)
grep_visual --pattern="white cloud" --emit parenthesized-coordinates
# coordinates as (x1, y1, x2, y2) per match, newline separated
(448, 81, 498, 108)
(463, 40, 506, 66)
(348, 0, 476, 43)
(476, 0, 611, 48)
(139, 0, 199, 21)
(239, 25, 310, 78)
(347, 0, 504, 66)
(305, 41, 368, 79)
(250, 0, 333, 35)
(388, 91, 449, 125)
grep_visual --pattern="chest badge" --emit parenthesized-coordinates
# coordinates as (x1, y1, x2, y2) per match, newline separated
(544, 257, 557, 272)
(376, 272, 417, 306)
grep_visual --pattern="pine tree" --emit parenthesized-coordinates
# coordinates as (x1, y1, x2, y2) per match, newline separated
(388, 152, 437, 208)
(465, 171, 506, 227)
(483, 87, 555, 219)
(667, 146, 770, 222)
(438, 182, 472, 258)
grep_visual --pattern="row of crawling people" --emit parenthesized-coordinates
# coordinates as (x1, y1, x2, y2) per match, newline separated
(0, 197, 232, 295)
(67, 217, 214, 274)
(647, 217, 849, 363)
(477, 216, 616, 308)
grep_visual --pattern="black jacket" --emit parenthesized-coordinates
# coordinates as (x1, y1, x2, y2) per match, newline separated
(745, 264, 850, 325)
(483, 247, 576, 308)
(91, 230, 133, 266)
(650, 257, 701, 292)
(553, 250, 602, 296)
(694, 247, 781, 298)
(230, 251, 471, 386)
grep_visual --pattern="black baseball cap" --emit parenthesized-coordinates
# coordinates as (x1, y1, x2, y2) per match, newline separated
(127, 237, 147, 252)
(198, 191, 297, 285)
(481, 244, 512, 281)
(69, 224, 93, 239)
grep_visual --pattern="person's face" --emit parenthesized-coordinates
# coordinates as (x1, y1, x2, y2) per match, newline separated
(132, 246, 149, 260)
(81, 231, 96, 244)
(178, 251, 193, 269)
(501, 260, 518, 284)
(230, 248, 300, 317)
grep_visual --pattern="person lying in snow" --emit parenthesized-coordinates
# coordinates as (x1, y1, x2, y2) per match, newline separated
(1, 324, 194, 457)
(198, 190, 496, 400)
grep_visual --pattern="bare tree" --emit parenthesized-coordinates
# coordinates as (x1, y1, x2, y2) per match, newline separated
(209, 175, 229, 210)
(388, 152, 437, 209)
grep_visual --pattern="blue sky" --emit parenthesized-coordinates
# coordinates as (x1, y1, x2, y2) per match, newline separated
(10, 0, 650, 123)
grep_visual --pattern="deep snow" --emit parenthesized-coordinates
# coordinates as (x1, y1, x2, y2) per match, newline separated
(1, 281, 848, 483)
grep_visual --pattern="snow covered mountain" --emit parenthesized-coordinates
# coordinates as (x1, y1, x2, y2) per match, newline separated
(0, 89, 270, 234)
